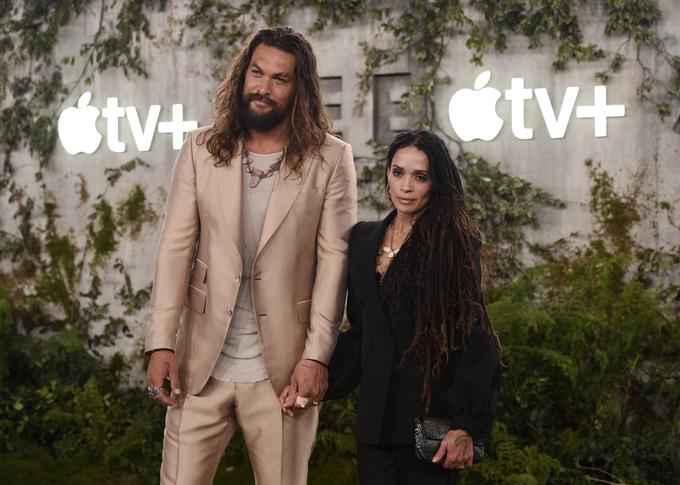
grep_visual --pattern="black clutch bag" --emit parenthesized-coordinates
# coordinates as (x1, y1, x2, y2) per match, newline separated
(414, 416, 485, 464)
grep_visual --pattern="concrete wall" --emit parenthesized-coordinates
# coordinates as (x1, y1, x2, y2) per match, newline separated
(3, 1, 679, 359)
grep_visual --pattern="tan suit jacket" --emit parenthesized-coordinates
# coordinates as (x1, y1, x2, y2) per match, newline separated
(145, 127, 358, 395)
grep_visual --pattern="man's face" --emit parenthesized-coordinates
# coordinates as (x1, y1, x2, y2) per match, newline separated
(241, 43, 297, 132)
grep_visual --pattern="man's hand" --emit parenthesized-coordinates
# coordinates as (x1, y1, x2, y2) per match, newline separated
(432, 429, 473, 470)
(279, 359, 328, 412)
(146, 350, 181, 407)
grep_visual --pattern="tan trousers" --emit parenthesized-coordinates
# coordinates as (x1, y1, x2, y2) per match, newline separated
(160, 377, 318, 485)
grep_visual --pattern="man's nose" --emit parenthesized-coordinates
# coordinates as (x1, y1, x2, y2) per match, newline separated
(256, 78, 272, 95)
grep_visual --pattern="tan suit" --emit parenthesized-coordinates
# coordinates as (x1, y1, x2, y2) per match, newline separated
(145, 126, 357, 484)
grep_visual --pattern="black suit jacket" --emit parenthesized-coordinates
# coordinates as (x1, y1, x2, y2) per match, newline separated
(326, 212, 502, 445)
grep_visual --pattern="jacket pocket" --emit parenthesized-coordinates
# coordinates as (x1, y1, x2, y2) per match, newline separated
(190, 257, 208, 287)
(296, 299, 312, 324)
(186, 285, 207, 314)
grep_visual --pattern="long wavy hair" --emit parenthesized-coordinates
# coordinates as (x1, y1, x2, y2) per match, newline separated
(385, 130, 501, 405)
(199, 26, 331, 174)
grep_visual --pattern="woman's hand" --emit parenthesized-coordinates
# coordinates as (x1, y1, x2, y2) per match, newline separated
(432, 429, 473, 470)
(278, 385, 295, 417)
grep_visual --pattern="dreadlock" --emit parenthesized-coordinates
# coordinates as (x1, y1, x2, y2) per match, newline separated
(385, 130, 501, 407)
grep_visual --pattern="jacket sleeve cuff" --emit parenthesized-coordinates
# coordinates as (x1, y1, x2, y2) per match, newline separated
(449, 416, 485, 438)
(302, 358, 328, 368)
(144, 347, 174, 356)
(144, 329, 177, 356)
(301, 345, 333, 366)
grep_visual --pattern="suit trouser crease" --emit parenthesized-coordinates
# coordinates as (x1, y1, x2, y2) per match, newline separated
(160, 377, 284, 485)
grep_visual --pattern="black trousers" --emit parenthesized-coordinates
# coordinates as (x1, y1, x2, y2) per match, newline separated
(357, 442, 458, 485)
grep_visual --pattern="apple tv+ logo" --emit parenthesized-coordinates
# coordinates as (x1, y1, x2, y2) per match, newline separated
(448, 71, 626, 142)
(57, 92, 199, 155)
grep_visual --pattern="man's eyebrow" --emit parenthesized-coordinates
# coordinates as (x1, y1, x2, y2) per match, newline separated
(249, 63, 292, 80)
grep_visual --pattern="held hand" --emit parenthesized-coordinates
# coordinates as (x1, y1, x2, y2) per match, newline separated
(278, 385, 295, 417)
(283, 359, 328, 409)
(432, 429, 474, 470)
(294, 359, 328, 402)
(146, 350, 181, 407)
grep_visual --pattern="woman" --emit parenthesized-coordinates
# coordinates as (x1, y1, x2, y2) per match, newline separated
(324, 130, 502, 484)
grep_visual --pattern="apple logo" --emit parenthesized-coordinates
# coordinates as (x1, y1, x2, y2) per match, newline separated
(448, 71, 504, 141)
(58, 91, 102, 154)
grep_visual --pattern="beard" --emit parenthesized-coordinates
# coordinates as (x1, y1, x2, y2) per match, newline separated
(239, 92, 291, 132)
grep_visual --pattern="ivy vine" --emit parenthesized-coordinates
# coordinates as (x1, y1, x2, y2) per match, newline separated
(0, 0, 676, 349)
(184, 0, 678, 280)
(1, 0, 165, 348)
(356, 0, 679, 120)
(1, 2, 679, 482)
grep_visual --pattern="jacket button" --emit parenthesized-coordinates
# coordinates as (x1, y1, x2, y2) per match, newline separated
(227, 309, 233, 317)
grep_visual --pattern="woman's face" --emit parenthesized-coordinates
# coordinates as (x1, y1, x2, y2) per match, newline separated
(387, 145, 433, 218)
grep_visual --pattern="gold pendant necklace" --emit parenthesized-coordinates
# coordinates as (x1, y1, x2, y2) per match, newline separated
(382, 217, 417, 259)
(382, 223, 400, 259)
(382, 246, 399, 258)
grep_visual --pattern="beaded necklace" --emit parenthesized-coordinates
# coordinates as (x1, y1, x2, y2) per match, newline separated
(242, 145, 284, 188)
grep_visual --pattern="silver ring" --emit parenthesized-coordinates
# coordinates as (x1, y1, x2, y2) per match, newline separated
(295, 396, 309, 408)
(312, 400, 320, 406)
(147, 386, 162, 399)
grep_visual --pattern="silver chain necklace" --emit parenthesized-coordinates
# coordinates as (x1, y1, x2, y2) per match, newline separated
(242, 145, 284, 188)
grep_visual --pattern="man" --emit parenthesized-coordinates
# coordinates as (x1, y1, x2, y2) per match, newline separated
(145, 26, 357, 485)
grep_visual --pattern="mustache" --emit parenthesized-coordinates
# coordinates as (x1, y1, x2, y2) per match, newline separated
(246, 93, 276, 107)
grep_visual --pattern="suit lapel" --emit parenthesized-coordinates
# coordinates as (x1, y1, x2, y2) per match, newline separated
(215, 146, 244, 263)
(255, 154, 313, 257)
(360, 211, 397, 337)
